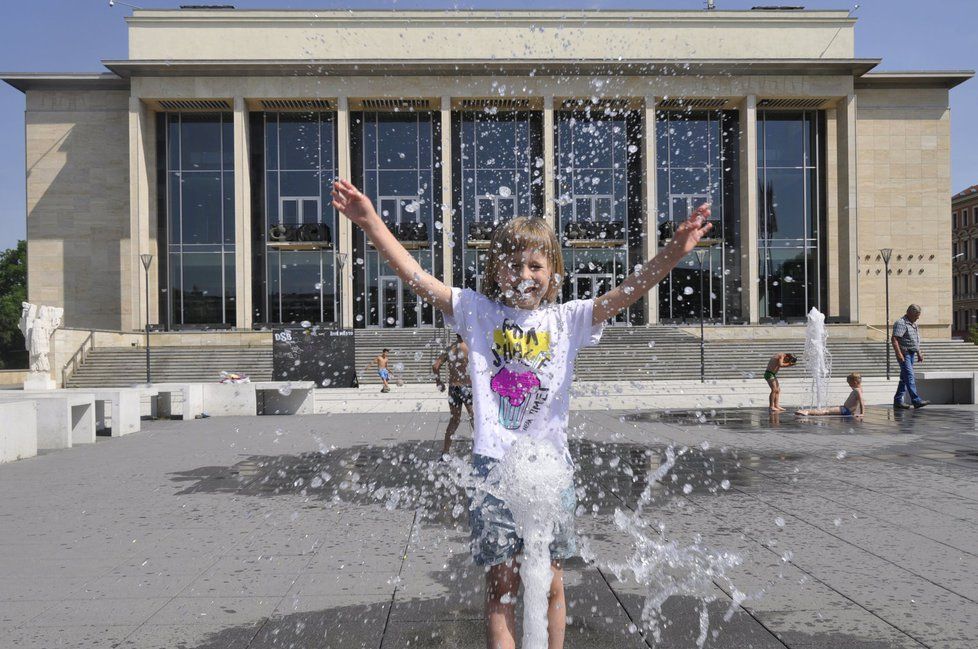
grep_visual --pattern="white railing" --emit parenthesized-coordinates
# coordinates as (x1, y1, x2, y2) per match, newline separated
(61, 330, 95, 388)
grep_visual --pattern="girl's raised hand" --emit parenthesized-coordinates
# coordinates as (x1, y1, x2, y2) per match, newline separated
(671, 203, 713, 254)
(331, 179, 378, 229)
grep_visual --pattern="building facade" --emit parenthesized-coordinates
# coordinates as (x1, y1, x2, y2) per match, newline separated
(952, 185, 978, 336)
(3, 8, 971, 338)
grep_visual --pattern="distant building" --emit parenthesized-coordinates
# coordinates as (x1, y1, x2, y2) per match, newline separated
(1, 7, 973, 339)
(952, 184, 978, 336)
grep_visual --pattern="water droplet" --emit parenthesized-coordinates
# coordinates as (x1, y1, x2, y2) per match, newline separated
(683, 286, 694, 295)
(775, 517, 786, 528)
(498, 186, 512, 198)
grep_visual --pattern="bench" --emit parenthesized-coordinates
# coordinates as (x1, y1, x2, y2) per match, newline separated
(152, 383, 205, 420)
(0, 401, 38, 463)
(0, 393, 95, 449)
(916, 371, 978, 405)
(254, 381, 316, 415)
(200, 383, 257, 417)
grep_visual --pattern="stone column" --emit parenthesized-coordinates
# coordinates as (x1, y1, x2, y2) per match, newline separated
(543, 95, 556, 227)
(337, 97, 354, 328)
(127, 96, 155, 332)
(643, 96, 659, 324)
(440, 96, 454, 286)
(232, 97, 253, 329)
(836, 93, 859, 322)
(739, 95, 760, 324)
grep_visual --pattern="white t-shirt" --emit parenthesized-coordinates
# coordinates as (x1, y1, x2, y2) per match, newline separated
(442, 288, 604, 460)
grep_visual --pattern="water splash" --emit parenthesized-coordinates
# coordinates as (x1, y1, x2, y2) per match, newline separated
(485, 438, 573, 649)
(804, 307, 832, 408)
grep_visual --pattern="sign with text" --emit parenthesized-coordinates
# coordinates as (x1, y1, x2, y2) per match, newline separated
(272, 327, 358, 388)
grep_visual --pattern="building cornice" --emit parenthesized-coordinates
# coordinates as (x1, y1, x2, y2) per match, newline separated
(0, 73, 128, 93)
(102, 58, 880, 79)
(125, 9, 856, 26)
(856, 71, 973, 90)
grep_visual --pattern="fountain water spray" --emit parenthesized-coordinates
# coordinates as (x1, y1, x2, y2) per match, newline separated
(804, 307, 833, 409)
(485, 438, 573, 649)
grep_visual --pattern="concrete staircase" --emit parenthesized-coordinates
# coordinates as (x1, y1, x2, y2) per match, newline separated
(64, 326, 978, 388)
(65, 346, 273, 388)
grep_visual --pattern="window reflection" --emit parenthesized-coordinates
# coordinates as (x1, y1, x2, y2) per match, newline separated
(164, 113, 235, 327)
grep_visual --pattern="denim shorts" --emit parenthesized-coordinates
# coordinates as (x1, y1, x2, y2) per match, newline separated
(840, 405, 853, 417)
(468, 454, 577, 567)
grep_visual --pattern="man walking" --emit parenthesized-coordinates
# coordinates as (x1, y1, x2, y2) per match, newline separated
(892, 304, 929, 409)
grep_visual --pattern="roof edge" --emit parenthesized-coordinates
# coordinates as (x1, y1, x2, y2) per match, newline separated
(856, 71, 974, 90)
(1, 73, 128, 93)
(102, 58, 881, 78)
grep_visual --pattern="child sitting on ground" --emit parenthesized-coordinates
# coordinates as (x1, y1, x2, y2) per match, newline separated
(796, 372, 865, 417)
(765, 352, 798, 412)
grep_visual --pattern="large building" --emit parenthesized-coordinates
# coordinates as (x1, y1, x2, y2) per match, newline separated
(3, 7, 971, 340)
(952, 184, 978, 336)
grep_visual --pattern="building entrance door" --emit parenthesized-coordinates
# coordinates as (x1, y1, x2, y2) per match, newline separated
(379, 276, 402, 328)
(571, 273, 613, 301)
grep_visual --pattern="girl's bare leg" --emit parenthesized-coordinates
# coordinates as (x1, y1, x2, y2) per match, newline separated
(486, 559, 520, 649)
(548, 561, 567, 649)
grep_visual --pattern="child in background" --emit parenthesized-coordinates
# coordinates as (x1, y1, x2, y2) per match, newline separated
(331, 178, 711, 649)
(796, 372, 865, 417)
(765, 352, 798, 412)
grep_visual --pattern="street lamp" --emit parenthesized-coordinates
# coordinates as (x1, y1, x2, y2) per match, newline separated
(880, 248, 892, 380)
(694, 247, 708, 383)
(139, 253, 153, 383)
(336, 252, 348, 329)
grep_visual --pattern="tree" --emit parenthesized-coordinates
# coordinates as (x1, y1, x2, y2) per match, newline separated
(0, 240, 27, 369)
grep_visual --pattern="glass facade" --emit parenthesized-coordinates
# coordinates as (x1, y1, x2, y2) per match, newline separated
(352, 111, 440, 328)
(656, 110, 741, 324)
(757, 110, 825, 321)
(163, 113, 235, 327)
(556, 107, 642, 323)
(260, 112, 338, 325)
(453, 109, 543, 290)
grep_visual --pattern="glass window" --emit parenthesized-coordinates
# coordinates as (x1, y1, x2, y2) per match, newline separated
(964, 209, 970, 227)
(164, 113, 235, 327)
(358, 111, 438, 328)
(455, 109, 542, 291)
(260, 111, 338, 325)
(656, 110, 741, 324)
(757, 110, 824, 321)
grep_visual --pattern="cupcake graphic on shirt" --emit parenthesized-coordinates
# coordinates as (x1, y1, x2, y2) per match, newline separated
(491, 364, 541, 430)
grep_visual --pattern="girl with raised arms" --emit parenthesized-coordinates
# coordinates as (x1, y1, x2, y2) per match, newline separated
(332, 179, 711, 649)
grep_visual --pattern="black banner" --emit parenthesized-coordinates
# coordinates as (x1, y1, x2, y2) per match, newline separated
(272, 327, 358, 388)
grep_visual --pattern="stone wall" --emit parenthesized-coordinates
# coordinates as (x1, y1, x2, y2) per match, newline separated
(855, 87, 952, 337)
(25, 89, 130, 330)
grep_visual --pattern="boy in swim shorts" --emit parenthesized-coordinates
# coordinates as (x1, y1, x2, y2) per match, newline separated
(366, 348, 392, 393)
(765, 352, 797, 412)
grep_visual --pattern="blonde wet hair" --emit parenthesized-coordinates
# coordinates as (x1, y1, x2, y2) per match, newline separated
(847, 372, 862, 385)
(481, 216, 564, 305)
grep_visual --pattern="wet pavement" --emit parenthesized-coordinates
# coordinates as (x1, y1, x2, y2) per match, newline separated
(0, 405, 976, 648)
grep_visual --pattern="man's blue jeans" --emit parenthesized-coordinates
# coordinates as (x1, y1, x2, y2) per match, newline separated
(894, 351, 922, 405)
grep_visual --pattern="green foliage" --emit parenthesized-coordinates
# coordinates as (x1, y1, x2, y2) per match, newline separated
(0, 241, 27, 369)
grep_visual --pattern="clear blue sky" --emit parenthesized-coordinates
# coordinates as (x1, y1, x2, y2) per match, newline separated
(1, 0, 976, 252)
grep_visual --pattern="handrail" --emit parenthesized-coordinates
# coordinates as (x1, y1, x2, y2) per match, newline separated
(62, 330, 95, 388)
(866, 325, 888, 336)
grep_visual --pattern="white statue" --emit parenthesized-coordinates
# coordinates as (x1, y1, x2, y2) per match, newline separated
(19, 302, 64, 380)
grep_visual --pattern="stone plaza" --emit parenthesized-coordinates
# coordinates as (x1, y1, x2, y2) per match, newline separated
(1, 404, 976, 648)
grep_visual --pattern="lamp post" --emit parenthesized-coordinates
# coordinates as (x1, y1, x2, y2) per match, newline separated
(694, 248, 708, 383)
(139, 254, 153, 384)
(880, 248, 892, 380)
(336, 252, 348, 329)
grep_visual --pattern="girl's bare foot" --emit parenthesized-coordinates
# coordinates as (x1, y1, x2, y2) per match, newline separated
(795, 410, 809, 416)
